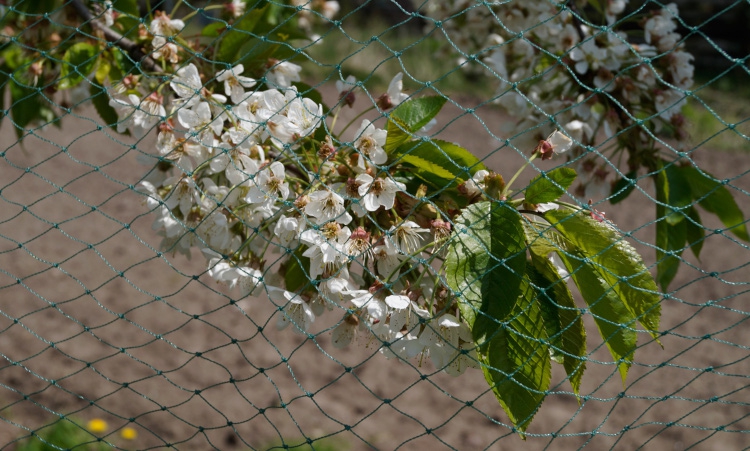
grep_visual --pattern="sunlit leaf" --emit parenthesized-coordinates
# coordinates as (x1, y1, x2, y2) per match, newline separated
(525, 167, 577, 205)
(59, 43, 97, 90)
(545, 208, 661, 340)
(557, 250, 636, 384)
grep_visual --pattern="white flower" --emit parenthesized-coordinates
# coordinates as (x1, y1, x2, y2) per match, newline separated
(266, 61, 302, 88)
(170, 63, 203, 108)
(216, 64, 257, 104)
(301, 225, 351, 279)
(197, 211, 234, 253)
(418, 314, 477, 375)
(271, 287, 314, 334)
(177, 101, 225, 146)
(385, 295, 429, 336)
(547, 130, 573, 154)
(569, 38, 606, 75)
(149, 11, 185, 37)
(304, 188, 352, 225)
(654, 89, 686, 121)
(205, 250, 264, 297)
(355, 173, 405, 212)
(387, 221, 428, 255)
(210, 141, 260, 186)
(382, 72, 409, 108)
(136, 180, 162, 210)
(152, 36, 180, 63)
(461, 169, 489, 198)
(564, 120, 593, 145)
(108, 94, 140, 135)
(164, 175, 200, 217)
(350, 291, 387, 325)
(273, 215, 304, 248)
(286, 97, 323, 139)
(353, 120, 388, 170)
(228, 0, 246, 18)
(131, 93, 166, 134)
(668, 50, 694, 90)
(372, 240, 403, 278)
(246, 161, 289, 203)
(332, 313, 362, 348)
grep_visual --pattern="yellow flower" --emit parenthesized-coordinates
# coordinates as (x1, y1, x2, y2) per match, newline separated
(120, 427, 138, 440)
(86, 418, 108, 434)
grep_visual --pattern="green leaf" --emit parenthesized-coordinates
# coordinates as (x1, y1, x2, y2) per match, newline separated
(89, 83, 120, 132)
(685, 206, 705, 260)
(11, 0, 61, 14)
(529, 254, 586, 396)
(59, 43, 97, 90)
(545, 208, 661, 340)
(385, 96, 447, 152)
(524, 167, 577, 205)
(557, 250, 637, 384)
(445, 201, 527, 341)
(663, 162, 693, 226)
(216, 7, 266, 63)
(283, 246, 311, 293)
(609, 171, 637, 205)
(679, 165, 749, 241)
(201, 21, 227, 38)
(112, 0, 139, 16)
(390, 139, 486, 190)
(477, 276, 551, 434)
(655, 170, 687, 291)
(9, 78, 55, 139)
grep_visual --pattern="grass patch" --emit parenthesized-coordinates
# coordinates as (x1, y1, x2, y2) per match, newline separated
(15, 419, 111, 451)
(684, 70, 750, 152)
(301, 19, 493, 99)
(260, 434, 351, 451)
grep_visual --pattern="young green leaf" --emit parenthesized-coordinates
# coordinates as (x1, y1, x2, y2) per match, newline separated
(524, 167, 577, 205)
(557, 250, 637, 384)
(390, 139, 486, 190)
(679, 165, 749, 242)
(445, 201, 527, 341)
(390, 96, 446, 134)
(545, 208, 662, 340)
(59, 43, 98, 90)
(529, 255, 586, 396)
(385, 96, 446, 152)
(477, 276, 551, 435)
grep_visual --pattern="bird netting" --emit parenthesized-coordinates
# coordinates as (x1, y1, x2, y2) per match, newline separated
(1, 1, 749, 450)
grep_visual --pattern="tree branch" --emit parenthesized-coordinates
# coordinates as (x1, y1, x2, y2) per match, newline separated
(69, 0, 163, 74)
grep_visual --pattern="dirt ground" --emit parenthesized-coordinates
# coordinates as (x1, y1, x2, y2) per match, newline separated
(1, 84, 749, 451)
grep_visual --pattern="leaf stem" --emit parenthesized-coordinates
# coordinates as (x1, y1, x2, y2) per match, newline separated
(503, 153, 537, 198)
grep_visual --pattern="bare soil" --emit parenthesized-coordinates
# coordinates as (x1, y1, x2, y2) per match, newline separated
(1, 87, 749, 450)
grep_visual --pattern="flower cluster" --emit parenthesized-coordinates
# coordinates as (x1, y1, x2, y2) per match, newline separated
(105, 5, 486, 375)
(425, 1, 694, 200)
(120, 65, 480, 375)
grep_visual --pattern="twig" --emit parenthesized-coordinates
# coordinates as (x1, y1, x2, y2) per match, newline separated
(68, 0, 163, 74)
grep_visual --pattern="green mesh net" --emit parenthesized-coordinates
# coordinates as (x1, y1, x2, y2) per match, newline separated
(1, 1, 749, 450)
